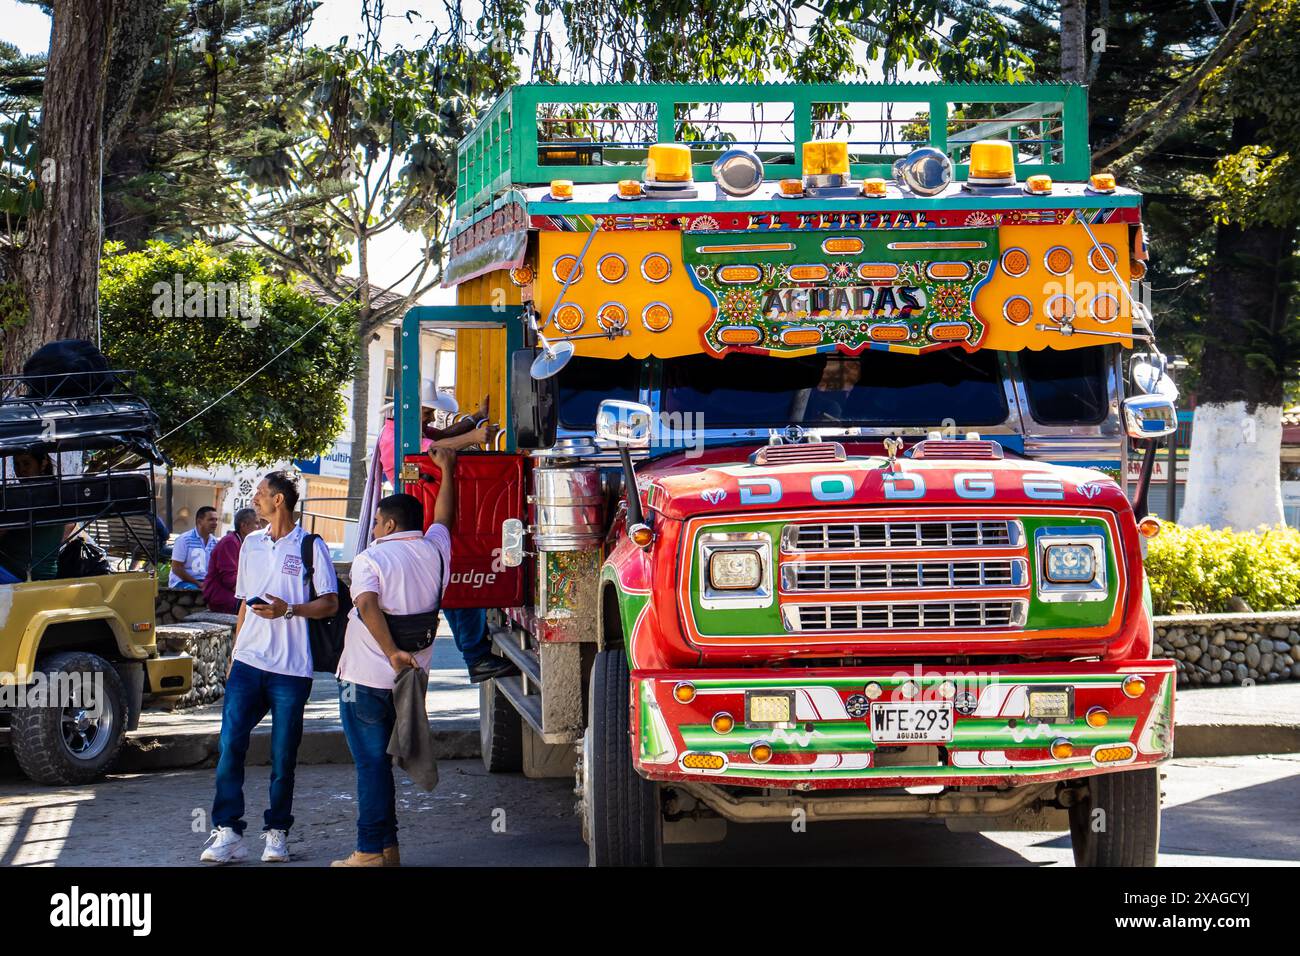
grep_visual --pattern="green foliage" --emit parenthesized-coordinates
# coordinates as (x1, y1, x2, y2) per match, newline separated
(1145, 523, 1300, 614)
(98, 240, 356, 469)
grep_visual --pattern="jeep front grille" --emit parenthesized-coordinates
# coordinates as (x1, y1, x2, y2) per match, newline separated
(784, 600, 1026, 632)
(784, 519, 1020, 552)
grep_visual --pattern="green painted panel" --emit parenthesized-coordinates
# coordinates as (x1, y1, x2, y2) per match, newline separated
(686, 518, 786, 637)
(1021, 515, 1118, 630)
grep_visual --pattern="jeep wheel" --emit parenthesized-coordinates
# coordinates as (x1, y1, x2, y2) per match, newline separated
(479, 677, 523, 773)
(1068, 768, 1161, 867)
(582, 648, 662, 867)
(10, 652, 128, 785)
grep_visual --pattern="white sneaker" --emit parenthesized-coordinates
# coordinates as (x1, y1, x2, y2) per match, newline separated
(200, 827, 247, 864)
(260, 828, 290, 863)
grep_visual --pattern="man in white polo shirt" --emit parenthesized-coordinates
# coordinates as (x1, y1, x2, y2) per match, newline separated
(330, 447, 457, 867)
(200, 470, 339, 865)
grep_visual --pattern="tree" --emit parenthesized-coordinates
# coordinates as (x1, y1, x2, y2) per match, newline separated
(1177, 0, 1300, 529)
(223, 41, 517, 516)
(98, 240, 355, 468)
(2, 0, 164, 376)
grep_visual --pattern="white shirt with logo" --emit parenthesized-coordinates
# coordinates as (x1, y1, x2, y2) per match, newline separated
(169, 527, 216, 587)
(233, 525, 337, 678)
(337, 524, 451, 690)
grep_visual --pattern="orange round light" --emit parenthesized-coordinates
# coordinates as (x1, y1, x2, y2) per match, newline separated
(554, 303, 584, 332)
(1001, 248, 1030, 277)
(781, 328, 822, 346)
(1130, 259, 1147, 280)
(1086, 707, 1110, 729)
(1138, 516, 1162, 538)
(628, 523, 655, 547)
(1091, 293, 1120, 323)
(597, 303, 628, 331)
(711, 713, 735, 734)
(1003, 295, 1033, 326)
(778, 178, 804, 196)
(1025, 174, 1053, 194)
(858, 263, 899, 281)
(549, 179, 574, 200)
(718, 326, 762, 345)
(641, 253, 671, 283)
(642, 302, 673, 332)
(553, 255, 582, 284)
(1047, 295, 1076, 322)
(1090, 172, 1117, 193)
(597, 254, 627, 283)
(617, 179, 643, 198)
(1045, 247, 1073, 276)
(673, 682, 696, 704)
(717, 264, 762, 285)
(509, 265, 534, 287)
(1089, 244, 1118, 273)
(861, 178, 888, 197)
(749, 742, 774, 764)
(788, 264, 829, 282)
(1122, 675, 1146, 699)
(823, 237, 865, 254)
(1050, 738, 1074, 760)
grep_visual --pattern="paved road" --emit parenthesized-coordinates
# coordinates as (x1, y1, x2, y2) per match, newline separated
(0, 753, 1296, 866)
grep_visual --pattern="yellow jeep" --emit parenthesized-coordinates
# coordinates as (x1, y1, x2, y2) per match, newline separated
(1, 361, 191, 784)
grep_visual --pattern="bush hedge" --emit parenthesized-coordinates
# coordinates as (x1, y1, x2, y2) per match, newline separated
(1145, 523, 1300, 614)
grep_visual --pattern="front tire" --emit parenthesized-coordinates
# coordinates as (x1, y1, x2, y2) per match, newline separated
(11, 652, 128, 785)
(1068, 768, 1161, 867)
(582, 648, 662, 867)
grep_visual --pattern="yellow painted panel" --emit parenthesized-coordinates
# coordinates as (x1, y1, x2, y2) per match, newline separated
(454, 272, 512, 429)
(536, 231, 715, 359)
(974, 223, 1133, 351)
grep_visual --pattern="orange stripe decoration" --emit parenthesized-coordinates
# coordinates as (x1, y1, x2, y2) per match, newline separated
(697, 242, 794, 254)
(887, 239, 986, 250)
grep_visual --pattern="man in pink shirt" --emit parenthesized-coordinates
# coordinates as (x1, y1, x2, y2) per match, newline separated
(202, 508, 265, 614)
(376, 386, 492, 486)
(331, 447, 459, 867)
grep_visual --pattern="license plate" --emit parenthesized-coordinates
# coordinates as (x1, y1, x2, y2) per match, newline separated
(870, 702, 954, 743)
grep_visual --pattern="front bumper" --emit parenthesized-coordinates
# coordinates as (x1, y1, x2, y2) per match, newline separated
(633, 660, 1174, 790)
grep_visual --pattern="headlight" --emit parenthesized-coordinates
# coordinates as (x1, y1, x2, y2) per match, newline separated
(1035, 529, 1108, 603)
(1043, 544, 1097, 584)
(698, 531, 773, 609)
(709, 549, 762, 590)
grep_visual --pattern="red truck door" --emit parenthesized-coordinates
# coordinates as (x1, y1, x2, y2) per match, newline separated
(402, 451, 526, 608)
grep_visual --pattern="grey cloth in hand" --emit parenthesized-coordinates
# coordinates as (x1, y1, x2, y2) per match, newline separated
(387, 666, 439, 792)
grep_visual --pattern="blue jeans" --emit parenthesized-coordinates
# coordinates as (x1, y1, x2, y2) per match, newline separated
(444, 607, 491, 668)
(338, 680, 397, 853)
(212, 660, 313, 835)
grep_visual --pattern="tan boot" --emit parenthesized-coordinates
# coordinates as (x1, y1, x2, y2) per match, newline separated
(382, 845, 401, 867)
(330, 851, 384, 868)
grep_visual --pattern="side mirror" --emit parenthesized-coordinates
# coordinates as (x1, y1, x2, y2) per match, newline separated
(510, 349, 557, 450)
(1123, 394, 1177, 439)
(595, 399, 653, 448)
(500, 517, 525, 568)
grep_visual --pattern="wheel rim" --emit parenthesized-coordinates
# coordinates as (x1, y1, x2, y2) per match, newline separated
(60, 693, 114, 761)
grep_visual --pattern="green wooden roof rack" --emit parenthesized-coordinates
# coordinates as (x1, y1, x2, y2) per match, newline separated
(455, 82, 1090, 218)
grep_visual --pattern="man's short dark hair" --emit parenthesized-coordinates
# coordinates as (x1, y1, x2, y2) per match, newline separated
(233, 507, 257, 530)
(196, 506, 217, 521)
(377, 493, 424, 532)
(264, 471, 300, 513)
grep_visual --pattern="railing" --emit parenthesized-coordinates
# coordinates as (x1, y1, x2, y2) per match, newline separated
(456, 82, 1090, 216)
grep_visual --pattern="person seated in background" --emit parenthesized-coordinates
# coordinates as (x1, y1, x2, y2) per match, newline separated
(203, 507, 264, 614)
(0, 451, 65, 584)
(376, 383, 493, 487)
(169, 505, 218, 590)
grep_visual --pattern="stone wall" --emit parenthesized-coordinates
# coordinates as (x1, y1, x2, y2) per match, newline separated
(156, 586, 210, 625)
(152, 612, 237, 709)
(1154, 612, 1300, 687)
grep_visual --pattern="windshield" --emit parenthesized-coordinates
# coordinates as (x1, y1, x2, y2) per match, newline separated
(557, 356, 640, 428)
(660, 350, 1008, 428)
(1019, 347, 1110, 425)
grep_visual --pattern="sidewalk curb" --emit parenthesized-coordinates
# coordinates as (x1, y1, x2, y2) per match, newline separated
(120, 725, 480, 773)
(118, 720, 1297, 773)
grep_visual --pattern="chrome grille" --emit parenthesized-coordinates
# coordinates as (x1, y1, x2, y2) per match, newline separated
(787, 519, 1018, 551)
(788, 600, 1025, 632)
(783, 558, 1022, 592)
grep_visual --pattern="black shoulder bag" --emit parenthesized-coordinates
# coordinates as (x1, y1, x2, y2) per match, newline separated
(301, 532, 352, 672)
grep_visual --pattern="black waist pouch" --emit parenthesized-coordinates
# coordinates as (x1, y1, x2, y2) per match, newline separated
(383, 608, 441, 653)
